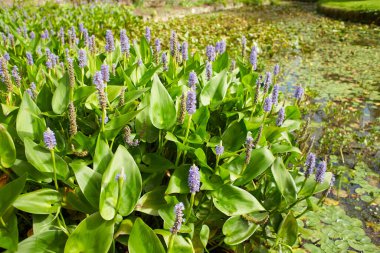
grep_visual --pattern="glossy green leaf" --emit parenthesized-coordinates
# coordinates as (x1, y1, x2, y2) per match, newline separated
(200, 69, 228, 107)
(136, 94, 159, 143)
(16, 93, 46, 141)
(235, 147, 275, 186)
(212, 184, 265, 216)
(271, 157, 297, 203)
(93, 135, 113, 174)
(222, 120, 247, 151)
(166, 165, 190, 194)
(135, 186, 167, 216)
(169, 234, 194, 253)
(52, 73, 70, 114)
(24, 138, 70, 179)
(223, 216, 259, 245)
(0, 212, 18, 251)
(299, 172, 334, 197)
(150, 74, 176, 130)
(0, 124, 16, 168)
(277, 211, 298, 246)
(13, 189, 62, 214)
(100, 145, 142, 220)
(128, 218, 165, 253)
(71, 160, 102, 208)
(12, 230, 67, 253)
(103, 109, 142, 139)
(64, 212, 114, 253)
(0, 174, 26, 217)
(270, 144, 301, 154)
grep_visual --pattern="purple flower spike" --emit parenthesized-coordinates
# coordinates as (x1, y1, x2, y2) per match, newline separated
(30, 31, 35, 40)
(206, 45, 215, 61)
(304, 153, 316, 178)
(105, 30, 115, 53)
(26, 52, 34, 65)
(315, 160, 327, 183)
(188, 71, 198, 89)
(170, 30, 176, 57)
(206, 61, 212, 81)
(170, 202, 185, 234)
(188, 164, 200, 193)
(186, 89, 197, 115)
(101, 64, 110, 83)
(154, 38, 161, 53)
(294, 86, 304, 100)
(162, 52, 168, 71)
(274, 64, 280, 76)
(78, 49, 87, 68)
(93, 71, 104, 90)
(120, 29, 130, 55)
(263, 97, 272, 112)
(264, 71, 272, 86)
(43, 128, 57, 150)
(182, 41, 188, 62)
(145, 27, 151, 43)
(4, 53, 10, 61)
(271, 84, 279, 105)
(250, 46, 257, 70)
(276, 107, 285, 126)
(215, 142, 224, 156)
(241, 35, 246, 57)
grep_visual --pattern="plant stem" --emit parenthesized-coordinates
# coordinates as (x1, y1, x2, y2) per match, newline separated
(185, 193, 195, 223)
(50, 149, 59, 191)
(175, 115, 192, 166)
(168, 234, 175, 252)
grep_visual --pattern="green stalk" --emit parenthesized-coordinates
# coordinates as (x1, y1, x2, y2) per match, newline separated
(81, 68, 84, 86)
(175, 115, 192, 166)
(50, 149, 59, 191)
(101, 108, 106, 132)
(185, 193, 195, 223)
(168, 234, 175, 252)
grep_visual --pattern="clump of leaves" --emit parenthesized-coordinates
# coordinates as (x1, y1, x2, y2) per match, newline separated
(0, 9, 334, 253)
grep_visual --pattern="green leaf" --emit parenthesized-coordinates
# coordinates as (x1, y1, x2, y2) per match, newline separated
(52, 73, 70, 114)
(212, 184, 265, 216)
(103, 109, 142, 139)
(128, 218, 165, 253)
(150, 74, 176, 130)
(271, 144, 301, 154)
(223, 216, 259, 245)
(13, 189, 62, 214)
(100, 145, 142, 220)
(64, 212, 114, 253)
(71, 160, 102, 209)
(0, 174, 26, 217)
(0, 124, 16, 168)
(16, 93, 46, 141)
(166, 165, 190, 194)
(299, 172, 334, 197)
(285, 106, 301, 120)
(141, 153, 174, 173)
(0, 212, 18, 251)
(277, 211, 298, 246)
(93, 135, 113, 174)
(271, 157, 297, 203)
(136, 94, 159, 143)
(13, 230, 67, 253)
(24, 138, 70, 180)
(200, 69, 229, 107)
(213, 52, 229, 73)
(235, 147, 275, 186)
(222, 120, 247, 151)
(135, 186, 167, 216)
(169, 234, 194, 253)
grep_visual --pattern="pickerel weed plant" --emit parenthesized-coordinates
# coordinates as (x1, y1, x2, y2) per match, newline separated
(0, 13, 334, 253)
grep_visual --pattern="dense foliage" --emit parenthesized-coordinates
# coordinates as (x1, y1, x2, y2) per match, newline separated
(0, 4, 336, 253)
